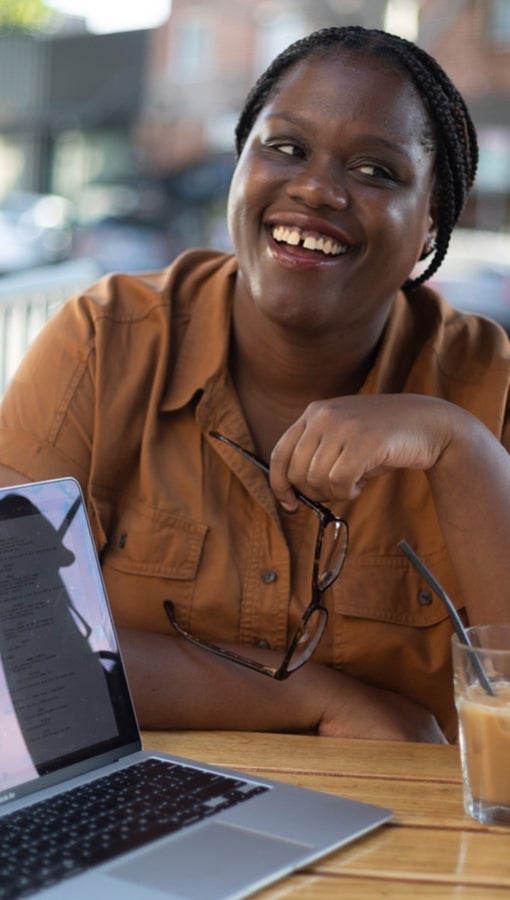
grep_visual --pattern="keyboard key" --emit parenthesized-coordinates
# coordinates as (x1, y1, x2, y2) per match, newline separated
(0, 757, 268, 900)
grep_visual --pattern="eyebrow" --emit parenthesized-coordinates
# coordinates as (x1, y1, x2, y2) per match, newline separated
(263, 111, 423, 161)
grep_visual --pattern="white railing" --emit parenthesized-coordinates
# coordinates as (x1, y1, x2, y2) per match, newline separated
(0, 258, 101, 395)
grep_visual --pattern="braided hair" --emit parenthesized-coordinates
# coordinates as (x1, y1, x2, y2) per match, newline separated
(235, 26, 478, 290)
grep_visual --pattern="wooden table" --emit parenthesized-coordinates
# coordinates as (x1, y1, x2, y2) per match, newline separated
(142, 730, 510, 899)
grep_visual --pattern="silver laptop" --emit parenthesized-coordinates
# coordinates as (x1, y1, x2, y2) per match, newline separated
(0, 477, 392, 900)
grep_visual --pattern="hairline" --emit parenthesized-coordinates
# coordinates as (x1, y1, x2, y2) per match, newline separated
(236, 43, 437, 157)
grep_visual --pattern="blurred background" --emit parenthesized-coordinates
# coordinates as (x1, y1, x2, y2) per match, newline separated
(1, 0, 510, 389)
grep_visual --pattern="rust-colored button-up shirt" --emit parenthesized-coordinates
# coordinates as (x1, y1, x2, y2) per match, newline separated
(2, 249, 510, 740)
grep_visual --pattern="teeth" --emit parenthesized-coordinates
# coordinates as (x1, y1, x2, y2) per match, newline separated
(272, 225, 346, 257)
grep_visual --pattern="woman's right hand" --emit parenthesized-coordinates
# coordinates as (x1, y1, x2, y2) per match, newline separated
(312, 664, 447, 743)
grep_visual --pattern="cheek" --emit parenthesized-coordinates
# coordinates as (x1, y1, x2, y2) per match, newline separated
(362, 198, 432, 290)
(227, 161, 269, 251)
(382, 193, 432, 260)
(226, 181, 240, 246)
(226, 166, 251, 247)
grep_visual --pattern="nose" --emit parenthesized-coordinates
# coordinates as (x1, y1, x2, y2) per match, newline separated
(286, 157, 349, 211)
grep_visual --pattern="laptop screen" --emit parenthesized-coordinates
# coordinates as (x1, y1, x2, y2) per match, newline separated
(0, 478, 139, 800)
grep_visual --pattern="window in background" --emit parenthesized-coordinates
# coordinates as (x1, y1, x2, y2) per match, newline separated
(168, 13, 215, 83)
(253, 7, 309, 74)
(0, 137, 27, 199)
(52, 129, 134, 201)
(384, 0, 419, 41)
(488, 0, 510, 43)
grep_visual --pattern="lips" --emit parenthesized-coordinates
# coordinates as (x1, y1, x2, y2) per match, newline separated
(271, 224, 350, 258)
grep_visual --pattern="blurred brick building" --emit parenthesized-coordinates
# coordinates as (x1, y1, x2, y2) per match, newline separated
(419, 0, 510, 228)
(136, 0, 388, 172)
(0, 1, 510, 232)
(136, 0, 510, 230)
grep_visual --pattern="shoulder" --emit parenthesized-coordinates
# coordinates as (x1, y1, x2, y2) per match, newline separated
(71, 248, 237, 325)
(404, 283, 510, 375)
(394, 284, 510, 439)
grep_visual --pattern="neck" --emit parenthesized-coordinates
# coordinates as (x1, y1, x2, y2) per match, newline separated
(230, 296, 386, 457)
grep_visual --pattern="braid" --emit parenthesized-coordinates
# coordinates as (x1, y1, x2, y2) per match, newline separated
(235, 26, 478, 290)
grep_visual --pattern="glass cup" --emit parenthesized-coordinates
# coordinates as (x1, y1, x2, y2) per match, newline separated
(452, 624, 510, 825)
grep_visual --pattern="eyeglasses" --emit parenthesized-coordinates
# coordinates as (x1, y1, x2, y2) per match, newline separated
(163, 431, 349, 680)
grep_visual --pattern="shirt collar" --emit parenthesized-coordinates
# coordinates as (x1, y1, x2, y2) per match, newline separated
(162, 253, 238, 412)
(163, 270, 431, 413)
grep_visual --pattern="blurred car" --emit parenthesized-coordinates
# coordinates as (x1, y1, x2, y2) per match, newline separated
(429, 228, 510, 333)
(72, 218, 179, 274)
(0, 191, 75, 274)
(71, 179, 182, 273)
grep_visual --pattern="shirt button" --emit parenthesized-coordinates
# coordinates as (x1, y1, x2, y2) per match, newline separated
(256, 639, 271, 650)
(262, 569, 278, 584)
(418, 589, 433, 606)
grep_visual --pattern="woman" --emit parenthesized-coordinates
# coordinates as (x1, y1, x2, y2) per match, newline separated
(0, 26, 509, 743)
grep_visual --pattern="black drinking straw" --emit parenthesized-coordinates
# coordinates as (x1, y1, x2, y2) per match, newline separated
(398, 540, 495, 697)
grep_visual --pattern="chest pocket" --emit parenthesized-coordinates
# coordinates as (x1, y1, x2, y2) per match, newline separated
(334, 550, 464, 627)
(102, 501, 208, 580)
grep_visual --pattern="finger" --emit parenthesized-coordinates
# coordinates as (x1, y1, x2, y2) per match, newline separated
(301, 437, 348, 498)
(269, 421, 308, 510)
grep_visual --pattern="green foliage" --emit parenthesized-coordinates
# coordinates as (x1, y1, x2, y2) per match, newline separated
(0, 0, 52, 32)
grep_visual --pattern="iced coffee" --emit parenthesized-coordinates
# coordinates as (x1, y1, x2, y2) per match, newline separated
(452, 625, 510, 825)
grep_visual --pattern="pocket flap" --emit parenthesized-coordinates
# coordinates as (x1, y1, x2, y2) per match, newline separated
(335, 551, 464, 628)
(104, 502, 208, 580)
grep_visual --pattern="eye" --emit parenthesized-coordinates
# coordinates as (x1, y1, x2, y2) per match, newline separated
(355, 162, 394, 181)
(276, 142, 299, 156)
(266, 140, 305, 159)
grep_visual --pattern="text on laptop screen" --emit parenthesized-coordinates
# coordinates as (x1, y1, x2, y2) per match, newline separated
(0, 478, 138, 797)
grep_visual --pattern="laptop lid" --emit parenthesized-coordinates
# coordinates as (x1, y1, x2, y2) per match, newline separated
(0, 477, 140, 806)
(0, 477, 393, 900)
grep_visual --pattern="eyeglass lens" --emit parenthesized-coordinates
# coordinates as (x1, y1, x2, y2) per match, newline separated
(286, 606, 328, 673)
(317, 517, 348, 591)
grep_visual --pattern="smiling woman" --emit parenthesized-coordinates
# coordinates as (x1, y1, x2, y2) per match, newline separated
(0, 25, 508, 747)
(228, 52, 440, 334)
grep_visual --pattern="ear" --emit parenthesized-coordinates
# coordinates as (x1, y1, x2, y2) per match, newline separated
(419, 229, 437, 260)
(419, 201, 439, 261)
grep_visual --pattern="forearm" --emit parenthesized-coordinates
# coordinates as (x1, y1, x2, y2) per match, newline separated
(427, 406, 510, 623)
(119, 626, 330, 732)
(118, 626, 445, 742)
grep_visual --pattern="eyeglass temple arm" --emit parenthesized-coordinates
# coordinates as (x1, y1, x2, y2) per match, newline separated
(398, 539, 495, 697)
(209, 430, 331, 517)
(163, 600, 287, 679)
(398, 540, 467, 643)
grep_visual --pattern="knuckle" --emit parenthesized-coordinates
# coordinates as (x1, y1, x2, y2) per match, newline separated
(306, 469, 324, 491)
(306, 401, 334, 425)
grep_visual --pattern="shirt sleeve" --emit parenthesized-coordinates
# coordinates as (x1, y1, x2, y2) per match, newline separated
(0, 295, 96, 484)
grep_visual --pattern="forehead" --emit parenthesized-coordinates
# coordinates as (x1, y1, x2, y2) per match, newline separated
(262, 51, 434, 146)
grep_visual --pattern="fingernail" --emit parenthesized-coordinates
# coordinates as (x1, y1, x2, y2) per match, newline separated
(280, 500, 298, 513)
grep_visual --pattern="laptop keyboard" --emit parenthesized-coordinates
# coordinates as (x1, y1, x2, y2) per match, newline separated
(0, 756, 269, 899)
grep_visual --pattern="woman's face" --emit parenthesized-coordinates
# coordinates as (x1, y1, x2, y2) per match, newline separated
(227, 52, 438, 333)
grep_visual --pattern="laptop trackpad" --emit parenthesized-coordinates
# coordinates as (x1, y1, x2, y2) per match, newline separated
(108, 821, 312, 900)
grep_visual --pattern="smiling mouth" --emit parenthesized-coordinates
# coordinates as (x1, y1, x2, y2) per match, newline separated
(271, 225, 349, 257)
